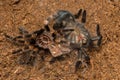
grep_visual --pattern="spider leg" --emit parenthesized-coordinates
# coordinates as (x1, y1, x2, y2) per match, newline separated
(96, 24, 102, 46)
(6, 27, 33, 46)
(18, 27, 33, 38)
(44, 25, 50, 32)
(16, 47, 36, 65)
(91, 24, 102, 47)
(18, 27, 34, 41)
(32, 28, 45, 36)
(75, 60, 82, 72)
(27, 51, 37, 65)
(12, 46, 29, 54)
(4, 34, 25, 45)
(18, 50, 32, 65)
(75, 48, 90, 72)
(16, 45, 42, 65)
(80, 48, 90, 65)
(75, 49, 82, 72)
(19, 27, 40, 45)
(5, 27, 32, 45)
(81, 10, 86, 23)
(74, 9, 82, 19)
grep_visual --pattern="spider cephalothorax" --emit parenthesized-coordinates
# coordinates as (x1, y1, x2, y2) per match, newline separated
(44, 9, 102, 71)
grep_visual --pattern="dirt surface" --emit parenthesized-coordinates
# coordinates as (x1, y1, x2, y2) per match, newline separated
(0, 0, 120, 80)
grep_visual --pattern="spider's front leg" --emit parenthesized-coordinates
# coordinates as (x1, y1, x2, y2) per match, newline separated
(75, 48, 90, 72)
(32, 28, 45, 36)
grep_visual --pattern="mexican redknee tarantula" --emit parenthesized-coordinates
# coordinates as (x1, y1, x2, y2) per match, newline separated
(5, 25, 70, 65)
(44, 9, 102, 71)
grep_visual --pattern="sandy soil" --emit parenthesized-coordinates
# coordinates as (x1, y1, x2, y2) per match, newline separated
(0, 0, 120, 80)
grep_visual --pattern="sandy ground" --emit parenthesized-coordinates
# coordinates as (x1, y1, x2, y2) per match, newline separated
(0, 0, 120, 80)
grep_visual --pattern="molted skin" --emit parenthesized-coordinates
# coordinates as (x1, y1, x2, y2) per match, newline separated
(45, 9, 102, 71)
(45, 10, 93, 48)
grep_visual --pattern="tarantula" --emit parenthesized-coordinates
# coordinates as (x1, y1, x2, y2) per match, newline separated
(5, 25, 71, 65)
(44, 9, 102, 71)
(5, 9, 102, 72)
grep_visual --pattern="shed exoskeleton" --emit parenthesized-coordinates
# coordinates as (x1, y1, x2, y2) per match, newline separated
(44, 9, 102, 71)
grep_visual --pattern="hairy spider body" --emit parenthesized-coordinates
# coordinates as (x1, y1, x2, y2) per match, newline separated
(45, 9, 102, 71)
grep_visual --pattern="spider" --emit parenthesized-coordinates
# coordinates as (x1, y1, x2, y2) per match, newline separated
(5, 25, 71, 65)
(44, 9, 102, 71)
